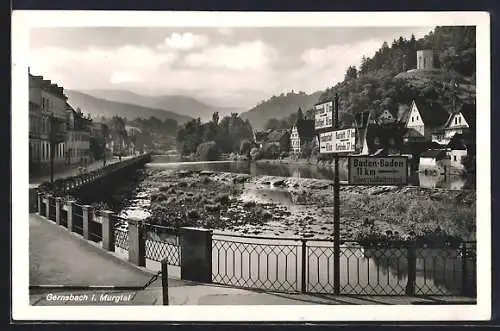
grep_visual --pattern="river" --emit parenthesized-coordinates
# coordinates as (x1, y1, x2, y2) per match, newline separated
(147, 155, 473, 191)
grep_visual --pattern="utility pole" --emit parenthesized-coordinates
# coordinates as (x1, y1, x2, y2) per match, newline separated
(333, 93, 340, 295)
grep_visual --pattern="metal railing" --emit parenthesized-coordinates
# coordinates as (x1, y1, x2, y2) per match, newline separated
(114, 216, 129, 250)
(211, 233, 477, 296)
(144, 224, 181, 266)
(89, 210, 103, 242)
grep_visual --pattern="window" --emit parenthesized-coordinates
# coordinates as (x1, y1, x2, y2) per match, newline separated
(458, 116, 462, 124)
(411, 117, 414, 122)
(374, 137, 380, 145)
(454, 155, 457, 161)
(389, 138, 395, 146)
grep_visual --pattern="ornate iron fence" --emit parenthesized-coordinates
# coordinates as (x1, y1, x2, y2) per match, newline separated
(114, 228, 129, 250)
(60, 208, 68, 227)
(88, 210, 103, 242)
(212, 234, 301, 293)
(211, 233, 477, 297)
(144, 224, 181, 266)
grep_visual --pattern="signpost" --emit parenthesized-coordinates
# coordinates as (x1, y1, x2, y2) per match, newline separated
(314, 101, 333, 130)
(348, 156, 409, 186)
(319, 128, 356, 154)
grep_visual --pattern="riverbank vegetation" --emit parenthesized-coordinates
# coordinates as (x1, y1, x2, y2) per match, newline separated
(140, 169, 475, 242)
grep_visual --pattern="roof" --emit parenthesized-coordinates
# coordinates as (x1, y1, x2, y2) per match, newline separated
(458, 103, 476, 129)
(411, 98, 449, 128)
(421, 149, 447, 158)
(403, 128, 424, 138)
(294, 119, 315, 140)
(267, 130, 289, 142)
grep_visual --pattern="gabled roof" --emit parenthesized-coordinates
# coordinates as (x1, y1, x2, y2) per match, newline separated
(458, 103, 476, 129)
(411, 98, 449, 128)
(294, 119, 314, 140)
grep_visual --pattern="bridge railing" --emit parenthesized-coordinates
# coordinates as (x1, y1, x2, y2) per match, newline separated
(35, 191, 477, 298)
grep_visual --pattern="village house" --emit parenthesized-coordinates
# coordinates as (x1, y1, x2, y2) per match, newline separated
(447, 132, 475, 170)
(432, 102, 475, 145)
(376, 109, 397, 125)
(290, 119, 315, 155)
(29, 70, 68, 175)
(403, 98, 449, 144)
(66, 104, 92, 166)
(419, 149, 450, 174)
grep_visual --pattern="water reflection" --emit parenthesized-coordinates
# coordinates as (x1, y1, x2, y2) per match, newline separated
(149, 156, 473, 190)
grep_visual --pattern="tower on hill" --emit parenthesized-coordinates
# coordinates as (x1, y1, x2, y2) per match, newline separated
(417, 49, 436, 70)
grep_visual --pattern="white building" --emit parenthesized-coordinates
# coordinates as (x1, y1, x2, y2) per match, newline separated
(432, 103, 475, 145)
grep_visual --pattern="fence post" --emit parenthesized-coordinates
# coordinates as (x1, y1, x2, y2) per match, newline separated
(179, 227, 213, 283)
(66, 200, 76, 233)
(44, 194, 51, 219)
(29, 187, 38, 213)
(101, 210, 115, 252)
(82, 205, 93, 240)
(37, 192, 44, 216)
(301, 239, 307, 293)
(128, 217, 146, 267)
(55, 197, 62, 225)
(406, 242, 417, 296)
(461, 243, 468, 296)
(162, 258, 169, 305)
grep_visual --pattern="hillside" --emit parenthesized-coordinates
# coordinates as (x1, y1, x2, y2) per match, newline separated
(65, 90, 192, 124)
(318, 25, 476, 121)
(240, 91, 323, 129)
(78, 89, 244, 122)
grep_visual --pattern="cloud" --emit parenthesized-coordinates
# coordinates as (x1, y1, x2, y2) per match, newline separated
(157, 32, 209, 51)
(29, 45, 178, 88)
(217, 27, 233, 35)
(184, 41, 279, 70)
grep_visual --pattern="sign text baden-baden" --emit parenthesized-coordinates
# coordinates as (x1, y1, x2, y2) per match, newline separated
(348, 156, 408, 185)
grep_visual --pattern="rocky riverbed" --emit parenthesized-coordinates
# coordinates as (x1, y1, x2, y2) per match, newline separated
(119, 168, 476, 242)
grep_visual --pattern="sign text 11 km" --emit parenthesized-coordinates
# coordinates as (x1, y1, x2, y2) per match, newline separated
(348, 156, 408, 186)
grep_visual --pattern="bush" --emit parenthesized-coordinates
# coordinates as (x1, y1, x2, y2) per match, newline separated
(196, 141, 220, 161)
(280, 151, 289, 158)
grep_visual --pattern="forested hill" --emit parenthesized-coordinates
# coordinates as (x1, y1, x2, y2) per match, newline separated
(240, 91, 323, 129)
(318, 26, 476, 120)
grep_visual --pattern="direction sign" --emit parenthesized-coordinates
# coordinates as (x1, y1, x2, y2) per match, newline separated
(348, 156, 408, 185)
(319, 128, 356, 154)
(314, 101, 333, 130)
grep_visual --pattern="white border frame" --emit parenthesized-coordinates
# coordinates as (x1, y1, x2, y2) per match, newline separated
(12, 11, 491, 321)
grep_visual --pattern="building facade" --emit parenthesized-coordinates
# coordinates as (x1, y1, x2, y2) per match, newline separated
(29, 71, 68, 174)
(289, 119, 315, 155)
(432, 103, 475, 145)
(66, 105, 92, 166)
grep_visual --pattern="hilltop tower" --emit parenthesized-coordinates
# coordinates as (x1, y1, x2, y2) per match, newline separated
(416, 49, 435, 70)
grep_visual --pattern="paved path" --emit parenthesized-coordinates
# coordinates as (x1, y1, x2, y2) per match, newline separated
(29, 156, 134, 187)
(30, 214, 157, 287)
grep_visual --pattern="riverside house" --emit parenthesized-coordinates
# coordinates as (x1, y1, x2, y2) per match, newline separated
(290, 119, 315, 155)
(403, 98, 449, 144)
(432, 102, 476, 145)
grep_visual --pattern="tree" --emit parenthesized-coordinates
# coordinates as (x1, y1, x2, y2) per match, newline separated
(344, 65, 358, 81)
(196, 141, 219, 161)
(212, 112, 219, 125)
(297, 107, 304, 121)
(239, 140, 252, 156)
(265, 118, 281, 130)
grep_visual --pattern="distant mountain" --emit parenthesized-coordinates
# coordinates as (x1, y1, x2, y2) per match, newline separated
(64, 90, 192, 124)
(78, 89, 244, 122)
(240, 91, 323, 129)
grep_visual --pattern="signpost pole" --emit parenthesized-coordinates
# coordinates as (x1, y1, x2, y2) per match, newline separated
(333, 94, 341, 295)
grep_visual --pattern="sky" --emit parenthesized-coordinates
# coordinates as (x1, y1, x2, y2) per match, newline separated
(29, 26, 434, 108)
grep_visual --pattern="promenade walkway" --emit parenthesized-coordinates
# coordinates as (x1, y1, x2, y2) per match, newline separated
(29, 215, 476, 306)
(29, 156, 134, 187)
